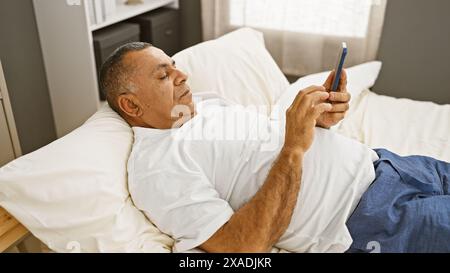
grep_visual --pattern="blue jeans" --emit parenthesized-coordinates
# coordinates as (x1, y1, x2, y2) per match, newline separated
(346, 149, 450, 253)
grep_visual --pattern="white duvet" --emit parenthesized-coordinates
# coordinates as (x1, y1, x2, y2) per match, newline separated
(336, 89, 450, 162)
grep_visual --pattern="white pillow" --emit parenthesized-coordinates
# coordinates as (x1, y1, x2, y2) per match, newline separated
(0, 105, 174, 253)
(173, 27, 290, 114)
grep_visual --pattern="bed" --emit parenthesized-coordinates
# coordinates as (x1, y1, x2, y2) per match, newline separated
(0, 28, 448, 253)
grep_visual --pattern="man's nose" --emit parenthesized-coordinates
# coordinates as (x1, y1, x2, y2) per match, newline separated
(174, 68, 188, 86)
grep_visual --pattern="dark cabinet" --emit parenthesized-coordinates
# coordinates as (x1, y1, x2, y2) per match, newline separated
(130, 8, 181, 57)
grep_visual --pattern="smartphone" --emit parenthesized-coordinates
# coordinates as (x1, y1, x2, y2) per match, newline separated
(331, 42, 348, 92)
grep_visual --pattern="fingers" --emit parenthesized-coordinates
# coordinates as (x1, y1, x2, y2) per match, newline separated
(329, 112, 346, 123)
(292, 85, 326, 109)
(338, 69, 348, 91)
(330, 102, 349, 113)
(310, 102, 333, 119)
(319, 112, 346, 127)
(329, 91, 351, 103)
(323, 69, 348, 92)
(309, 91, 331, 104)
(302, 85, 326, 94)
(323, 71, 335, 91)
(289, 85, 333, 123)
(298, 91, 330, 110)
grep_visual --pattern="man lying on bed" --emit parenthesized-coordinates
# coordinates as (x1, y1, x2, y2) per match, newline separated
(100, 42, 450, 253)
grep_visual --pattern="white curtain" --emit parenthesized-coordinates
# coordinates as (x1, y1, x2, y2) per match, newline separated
(202, 0, 387, 76)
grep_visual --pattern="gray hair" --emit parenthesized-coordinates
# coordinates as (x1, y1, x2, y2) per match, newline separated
(99, 42, 152, 113)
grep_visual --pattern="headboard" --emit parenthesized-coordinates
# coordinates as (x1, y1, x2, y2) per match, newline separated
(372, 0, 450, 104)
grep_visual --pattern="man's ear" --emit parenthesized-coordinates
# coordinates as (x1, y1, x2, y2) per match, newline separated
(117, 93, 143, 118)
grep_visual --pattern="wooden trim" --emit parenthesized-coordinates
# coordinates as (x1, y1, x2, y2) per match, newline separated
(0, 207, 29, 252)
(0, 225, 29, 252)
(0, 207, 19, 237)
(0, 60, 22, 157)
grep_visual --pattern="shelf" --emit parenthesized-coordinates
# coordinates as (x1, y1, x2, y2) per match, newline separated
(33, 0, 179, 137)
(90, 0, 177, 31)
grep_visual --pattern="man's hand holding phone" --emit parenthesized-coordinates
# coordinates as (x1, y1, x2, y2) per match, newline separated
(316, 43, 352, 129)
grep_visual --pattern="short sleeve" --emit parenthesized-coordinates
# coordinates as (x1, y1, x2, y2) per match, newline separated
(128, 168, 234, 253)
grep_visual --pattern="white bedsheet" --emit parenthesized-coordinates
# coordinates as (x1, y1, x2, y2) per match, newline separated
(335, 89, 450, 162)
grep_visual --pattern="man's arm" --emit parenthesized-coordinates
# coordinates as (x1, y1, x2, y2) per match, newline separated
(200, 86, 332, 253)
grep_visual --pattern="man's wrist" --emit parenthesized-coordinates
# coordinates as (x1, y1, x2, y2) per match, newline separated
(280, 146, 305, 161)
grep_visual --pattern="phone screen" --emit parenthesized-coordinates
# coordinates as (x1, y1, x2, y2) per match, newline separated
(331, 42, 348, 91)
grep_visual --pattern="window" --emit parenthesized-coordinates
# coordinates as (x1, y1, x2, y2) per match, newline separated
(230, 0, 374, 38)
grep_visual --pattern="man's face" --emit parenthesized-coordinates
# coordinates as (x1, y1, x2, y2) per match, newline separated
(123, 46, 194, 129)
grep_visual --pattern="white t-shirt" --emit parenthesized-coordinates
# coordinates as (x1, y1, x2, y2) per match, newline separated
(127, 93, 379, 253)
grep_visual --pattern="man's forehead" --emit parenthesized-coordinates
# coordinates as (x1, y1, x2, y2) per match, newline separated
(125, 47, 173, 70)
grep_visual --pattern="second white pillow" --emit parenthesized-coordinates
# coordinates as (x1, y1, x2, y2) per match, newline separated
(173, 28, 290, 114)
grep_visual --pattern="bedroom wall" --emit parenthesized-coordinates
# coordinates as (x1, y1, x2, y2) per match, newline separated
(0, 0, 57, 154)
(373, 0, 450, 104)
